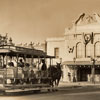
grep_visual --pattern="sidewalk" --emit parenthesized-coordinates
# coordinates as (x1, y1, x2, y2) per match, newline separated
(58, 81, 100, 89)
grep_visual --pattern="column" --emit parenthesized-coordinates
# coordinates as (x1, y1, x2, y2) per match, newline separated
(62, 65, 67, 82)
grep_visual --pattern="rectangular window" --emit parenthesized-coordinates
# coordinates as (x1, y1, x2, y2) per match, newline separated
(54, 48, 59, 58)
(95, 42, 100, 57)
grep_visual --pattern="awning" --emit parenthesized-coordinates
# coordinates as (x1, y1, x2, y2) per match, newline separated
(62, 61, 100, 65)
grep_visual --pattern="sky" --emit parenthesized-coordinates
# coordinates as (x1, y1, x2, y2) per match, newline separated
(0, 0, 100, 44)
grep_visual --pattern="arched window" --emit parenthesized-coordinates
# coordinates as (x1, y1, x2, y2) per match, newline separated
(76, 42, 82, 58)
(86, 43, 91, 57)
(95, 42, 100, 57)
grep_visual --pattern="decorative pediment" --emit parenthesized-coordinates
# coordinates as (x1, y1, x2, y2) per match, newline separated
(74, 13, 100, 25)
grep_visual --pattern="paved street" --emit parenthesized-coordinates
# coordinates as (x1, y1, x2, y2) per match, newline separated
(1, 82, 100, 100)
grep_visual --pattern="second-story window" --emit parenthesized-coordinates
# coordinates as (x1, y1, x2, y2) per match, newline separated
(95, 42, 100, 57)
(86, 43, 91, 57)
(76, 42, 82, 58)
(54, 48, 59, 58)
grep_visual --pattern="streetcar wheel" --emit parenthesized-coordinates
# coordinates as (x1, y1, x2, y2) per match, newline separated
(47, 89, 51, 92)
(52, 89, 55, 92)
(34, 90, 41, 93)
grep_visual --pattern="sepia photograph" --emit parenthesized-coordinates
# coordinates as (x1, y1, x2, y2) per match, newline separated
(0, 0, 100, 100)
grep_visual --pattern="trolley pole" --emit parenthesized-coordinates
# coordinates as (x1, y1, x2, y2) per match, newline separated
(38, 56, 41, 70)
(16, 54, 19, 67)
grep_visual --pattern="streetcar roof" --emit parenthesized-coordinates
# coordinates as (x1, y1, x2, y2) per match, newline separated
(0, 45, 55, 58)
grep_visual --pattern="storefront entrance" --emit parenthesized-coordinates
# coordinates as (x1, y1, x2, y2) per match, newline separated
(77, 65, 100, 82)
(77, 66, 91, 81)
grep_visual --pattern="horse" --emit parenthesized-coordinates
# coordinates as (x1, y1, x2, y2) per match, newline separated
(48, 62, 62, 90)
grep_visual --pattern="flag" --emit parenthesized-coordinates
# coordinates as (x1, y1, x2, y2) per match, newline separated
(90, 32, 94, 44)
(68, 46, 74, 53)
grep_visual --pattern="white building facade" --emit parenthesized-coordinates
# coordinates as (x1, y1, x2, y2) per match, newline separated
(46, 37, 69, 81)
(46, 13, 100, 82)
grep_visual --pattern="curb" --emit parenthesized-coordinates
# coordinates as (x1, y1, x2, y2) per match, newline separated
(59, 85, 100, 89)
(58, 82, 100, 90)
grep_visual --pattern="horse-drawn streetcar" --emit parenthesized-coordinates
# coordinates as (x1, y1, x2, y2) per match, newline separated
(0, 43, 56, 95)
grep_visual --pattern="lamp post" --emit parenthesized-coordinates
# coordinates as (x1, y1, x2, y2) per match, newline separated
(73, 57, 76, 82)
(91, 58, 95, 84)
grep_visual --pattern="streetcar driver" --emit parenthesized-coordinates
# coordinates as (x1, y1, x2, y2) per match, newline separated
(41, 59, 47, 71)
(41, 59, 47, 77)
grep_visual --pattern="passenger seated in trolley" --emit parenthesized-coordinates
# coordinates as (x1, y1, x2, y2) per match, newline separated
(7, 62, 14, 68)
(18, 59, 24, 68)
(6, 62, 15, 84)
(23, 63, 30, 84)
(29, 69, 36, 84)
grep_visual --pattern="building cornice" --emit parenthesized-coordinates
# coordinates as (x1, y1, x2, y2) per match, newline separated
(46, 37, 65, 42)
